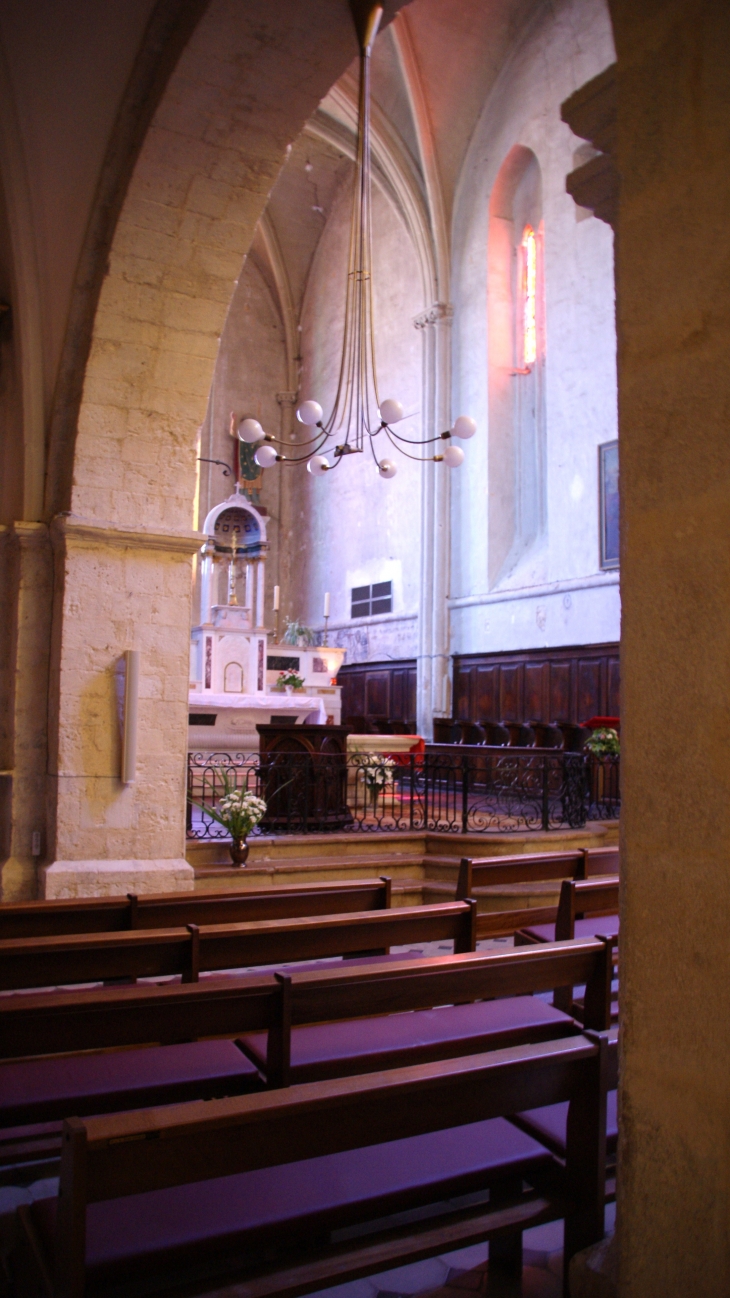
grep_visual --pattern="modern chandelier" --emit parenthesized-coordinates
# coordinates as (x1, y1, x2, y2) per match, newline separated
(238, 1, 476, 480)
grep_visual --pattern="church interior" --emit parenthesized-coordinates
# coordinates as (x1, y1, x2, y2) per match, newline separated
(0, 0, 728, 1294)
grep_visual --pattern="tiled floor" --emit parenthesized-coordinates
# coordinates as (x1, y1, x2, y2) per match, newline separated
(308, 1206, 616, 1298)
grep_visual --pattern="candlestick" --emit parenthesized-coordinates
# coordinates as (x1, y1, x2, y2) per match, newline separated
(323, 591, 330, 618)
(323, 614, 330, 647)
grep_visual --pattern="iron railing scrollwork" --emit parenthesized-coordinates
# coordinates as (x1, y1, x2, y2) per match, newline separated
(187, 745, 619, 839)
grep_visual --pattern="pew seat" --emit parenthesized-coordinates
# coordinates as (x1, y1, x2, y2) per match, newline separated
(24, 1116, 554, 1291)
(513, 1088, 619, 1158)
(238, 995, 579, 1085)
(517, 914, 620, 944)
(0, 1040, 261, 1129)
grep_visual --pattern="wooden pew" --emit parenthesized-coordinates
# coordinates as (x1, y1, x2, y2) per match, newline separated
(515, 877, 620, 945)
(16, 1033, 610, 1298)
(455, 848, 618, 940)
(0, 941, 613, 1178)
(0, 901, 477, 993)
(0, 878, 392, 941)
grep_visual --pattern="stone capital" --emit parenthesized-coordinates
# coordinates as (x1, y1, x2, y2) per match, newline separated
(413, 302, 454, 331)
(276, 391, 298, 405)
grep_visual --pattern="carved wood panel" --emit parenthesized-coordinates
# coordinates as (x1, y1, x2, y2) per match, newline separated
(339, 660, 417, 725)
(454, 642, 619, 726)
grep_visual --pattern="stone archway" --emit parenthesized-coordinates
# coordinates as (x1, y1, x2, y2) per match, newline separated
(40, 0, 409, 898)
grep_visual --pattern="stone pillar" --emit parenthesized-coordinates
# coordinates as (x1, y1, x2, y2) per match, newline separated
(607, 1, 730, 1291)
(245, 561, 253, 618)
(41, 516, 204, 898)
(0, 522, 53, 901)
(414, 304, 453, 739)
(199, 542, 215, 623)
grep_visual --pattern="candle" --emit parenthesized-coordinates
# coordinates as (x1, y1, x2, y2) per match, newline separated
(323, 591, 330, 618)
(273, 585, 280, 612)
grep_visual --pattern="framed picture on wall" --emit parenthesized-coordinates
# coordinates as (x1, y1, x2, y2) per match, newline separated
(599, 440, 619, 569)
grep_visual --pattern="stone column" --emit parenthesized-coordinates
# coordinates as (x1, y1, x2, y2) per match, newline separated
(276, 391, 298, 621)
(606, 2, 730, 1291)
(414, 304, 453, 739)
(0, 522, 53, 901)
(41, 516, 205, 898)
(245, 561, 254, 621)
(199, 542, 215, 623)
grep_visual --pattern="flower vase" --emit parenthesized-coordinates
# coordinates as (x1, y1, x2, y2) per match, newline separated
(284, 684, 294, 695)
(229, 836, 249, 867)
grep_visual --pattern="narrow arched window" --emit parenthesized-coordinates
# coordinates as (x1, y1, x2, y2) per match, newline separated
(521, 225, 537, 366)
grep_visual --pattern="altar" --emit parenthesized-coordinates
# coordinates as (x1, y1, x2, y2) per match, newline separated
(189, 490, 345, 752)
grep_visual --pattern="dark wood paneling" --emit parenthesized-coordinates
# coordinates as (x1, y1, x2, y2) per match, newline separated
(577, 658, 602, 722)
(365, 673, 389, 717)
(454, 643, 619, 727)
(549, 663, 572, 722)
(475, 666, 498, 721)
(500, 665, 522, 721)
(524, 662, 548, 720)
(339, 660, 417, 725)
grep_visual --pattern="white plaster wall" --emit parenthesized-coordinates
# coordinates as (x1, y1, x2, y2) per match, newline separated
(450, 0, 619, 655)
(287, 172, 425, 653)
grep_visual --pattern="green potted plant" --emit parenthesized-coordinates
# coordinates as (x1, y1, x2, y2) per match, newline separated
(584, 727, 620, 756)
(282, 618, 315, 647)
(188, 769, 267, 866)
(277, 668, 305, 694)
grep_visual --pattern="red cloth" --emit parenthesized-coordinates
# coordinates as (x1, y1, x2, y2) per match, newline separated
(585, 716, 620, 732)
(387, 737, 425, 767)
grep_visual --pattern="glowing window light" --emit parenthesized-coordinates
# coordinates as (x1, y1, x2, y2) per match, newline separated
(521, 225, 537, 366)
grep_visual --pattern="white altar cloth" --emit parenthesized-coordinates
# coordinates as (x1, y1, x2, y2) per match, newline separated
(189, 692, 327, 723)
(188, 691, 327, 753)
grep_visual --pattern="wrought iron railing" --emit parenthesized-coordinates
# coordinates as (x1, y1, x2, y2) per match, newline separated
(187, 745, 619, 839)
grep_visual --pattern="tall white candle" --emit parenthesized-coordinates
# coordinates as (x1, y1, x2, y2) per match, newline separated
(273, 585, 280, 611)
(323, 591, 330, 617)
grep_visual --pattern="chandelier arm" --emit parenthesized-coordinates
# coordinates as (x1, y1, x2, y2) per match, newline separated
(384, 428, 439, 463)
(264, 429, 330, 451)
(383, 426, 450, 446)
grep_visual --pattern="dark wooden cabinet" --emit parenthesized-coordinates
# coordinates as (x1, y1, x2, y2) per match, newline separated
(339, 660, 417, 727)
(256, 725, 352, 831)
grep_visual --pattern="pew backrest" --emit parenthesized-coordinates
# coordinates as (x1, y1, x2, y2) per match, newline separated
(0, 877, 392, 940)
(0, 901, 477, 993)
(456, 850, 585, 901)
(556, 876, 620, 941)
(0, 937, 614, 1061)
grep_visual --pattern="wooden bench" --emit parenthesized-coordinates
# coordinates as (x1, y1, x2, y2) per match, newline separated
(515, 877, 620, 1023)
(16, 1033, 610, 1298)
(515, 877, 620, 945)
(0, 901, 477, 993)
(456, 848, 619, 940)
(0, 940, 613, 1180)
(0, 878, 392, 941)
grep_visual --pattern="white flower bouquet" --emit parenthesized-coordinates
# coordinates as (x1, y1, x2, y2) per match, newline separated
(354, 754, 396, 811)
(189, 769, 267, 840)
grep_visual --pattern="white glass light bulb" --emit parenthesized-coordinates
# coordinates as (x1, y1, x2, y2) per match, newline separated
(379, 399, 404, 425)
(451, 415, 477, 440)
(307, 455, 329, 477)
(238, 418, 264, 444)
(297, 400, 323, 426)
(442, 444, 464, 468)
(254, 444, 278, 468)
(378, 459, 397, 479)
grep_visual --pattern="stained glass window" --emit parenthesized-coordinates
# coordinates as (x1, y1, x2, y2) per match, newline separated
(521, 225, 537, 366)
